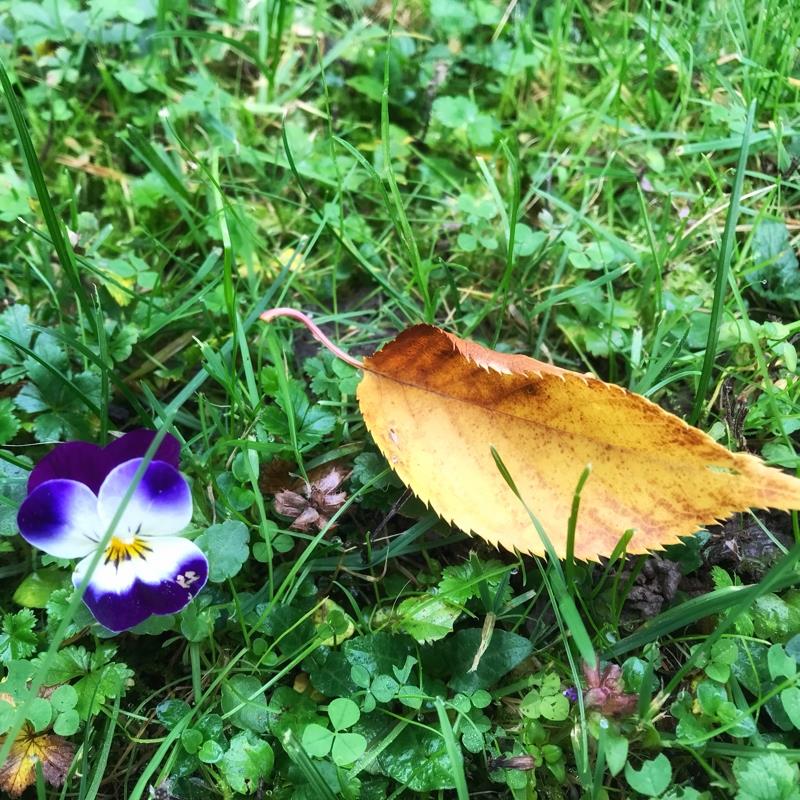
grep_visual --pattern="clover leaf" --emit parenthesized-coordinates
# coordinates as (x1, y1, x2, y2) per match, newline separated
(220, 731, 274, 794)
(301, 697, 366, 767)
(768, 644, 797, 681)
(625, 754, 672, 797)
(519, 672, 569, 721)
(50, 684, 79, 736)
(301, 723, 335, 758)
(196, 520, 249, 582)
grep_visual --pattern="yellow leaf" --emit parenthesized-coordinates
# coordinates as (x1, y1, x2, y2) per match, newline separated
(356, 325, 800, 559)
(0, 724, 74, 798)
(313, 598, 356, 646)
(98, 268, 136, 306)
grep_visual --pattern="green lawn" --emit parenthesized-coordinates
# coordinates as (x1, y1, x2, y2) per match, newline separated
(2, 0, 800, 798)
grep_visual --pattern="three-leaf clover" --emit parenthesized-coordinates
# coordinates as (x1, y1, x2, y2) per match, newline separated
(692, 639, 738, 683)
(351, 655, 422, 712)
(301, 698, 367, 766)
(180, 714, 227, 764)
(520, 672, 570, 721)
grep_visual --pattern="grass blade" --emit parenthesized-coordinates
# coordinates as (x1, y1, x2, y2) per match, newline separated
(0, 58, 95, 335)
(434, 697, 470, 800)
(690, 99, 756, 424)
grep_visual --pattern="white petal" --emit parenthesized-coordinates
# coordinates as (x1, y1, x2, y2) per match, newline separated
(97, 458, 192, 538)
(73, 537, 208, 632)
(17, 480, 100, 558)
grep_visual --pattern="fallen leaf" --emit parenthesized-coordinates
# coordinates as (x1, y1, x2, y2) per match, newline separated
(0, 724, 74, 797)
(356, 325, 800, 559)
(261, 311, 800, 560)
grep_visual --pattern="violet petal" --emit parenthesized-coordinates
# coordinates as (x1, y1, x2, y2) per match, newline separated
(27, 429, 181, 495)
(102, 429, 181, 473)
(28, 441, 106, 494)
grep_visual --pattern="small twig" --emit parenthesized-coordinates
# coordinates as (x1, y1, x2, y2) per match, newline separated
(372, 488, 412, 540)
(259, 307, 365, 370)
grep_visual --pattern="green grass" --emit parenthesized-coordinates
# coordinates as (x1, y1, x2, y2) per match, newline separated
(2, 0, 800, 797)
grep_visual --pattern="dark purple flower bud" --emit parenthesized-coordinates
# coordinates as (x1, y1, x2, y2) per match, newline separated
(563, 686, 579, 703)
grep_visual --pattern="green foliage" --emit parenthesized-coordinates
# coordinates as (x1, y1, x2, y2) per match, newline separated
(603, 724, 629, 777)
(49, 684, 79, 736)
(672, 679, 756, 742)
(12, 568, 68, 608)
(220, 731, 274, 794)
(438, 553, 512, 606)
(733, 753, 800, 800)
(343, 633, 414, 678)
(196, 520, 250, 582)
(347, 651, 421, 713)
(0, 459, 27, 537)
(351, 451, 401, 493)
(692, 638, 739, 683)
(370, 721, 456, 792)
(391, 594, 462, 643)
(625, 754, 672, 797)
(10, 328, 101, 442)
(301, 698, 366, 767)
(746, 220, 800, 302)
(260, 368, 338, 450)
(31, 645, 132, 719)
(44, 588, 95, 640)
(221, 675, 270, 733)
(305, 353, 359, 401)
(752, 593, 800, 641)
(0, 610, 37, 662)
(0, 659, 78, 736)
(426, 628, 534, 693)
(431, 96, 497, 148)
(0, 304, 32, 384)
(520, 672, 570, 722)
(3, 0, 800, 796)
(0, 398, 19, 446)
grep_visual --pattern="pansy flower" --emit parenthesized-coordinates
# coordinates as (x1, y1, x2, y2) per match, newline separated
(16, 430, 208, 633)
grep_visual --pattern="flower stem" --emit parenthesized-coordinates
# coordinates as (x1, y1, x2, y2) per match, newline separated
(259, 308, 365, 370)
(189, 642, 202, 705)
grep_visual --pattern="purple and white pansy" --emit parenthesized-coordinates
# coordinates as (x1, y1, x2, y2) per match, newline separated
(17, 430, 208, 632)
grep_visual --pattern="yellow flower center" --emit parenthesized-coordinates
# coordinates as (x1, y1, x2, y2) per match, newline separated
(104, 537, 152, 568)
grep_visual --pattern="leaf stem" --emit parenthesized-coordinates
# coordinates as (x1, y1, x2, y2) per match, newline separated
(259, 308, 365, 370)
